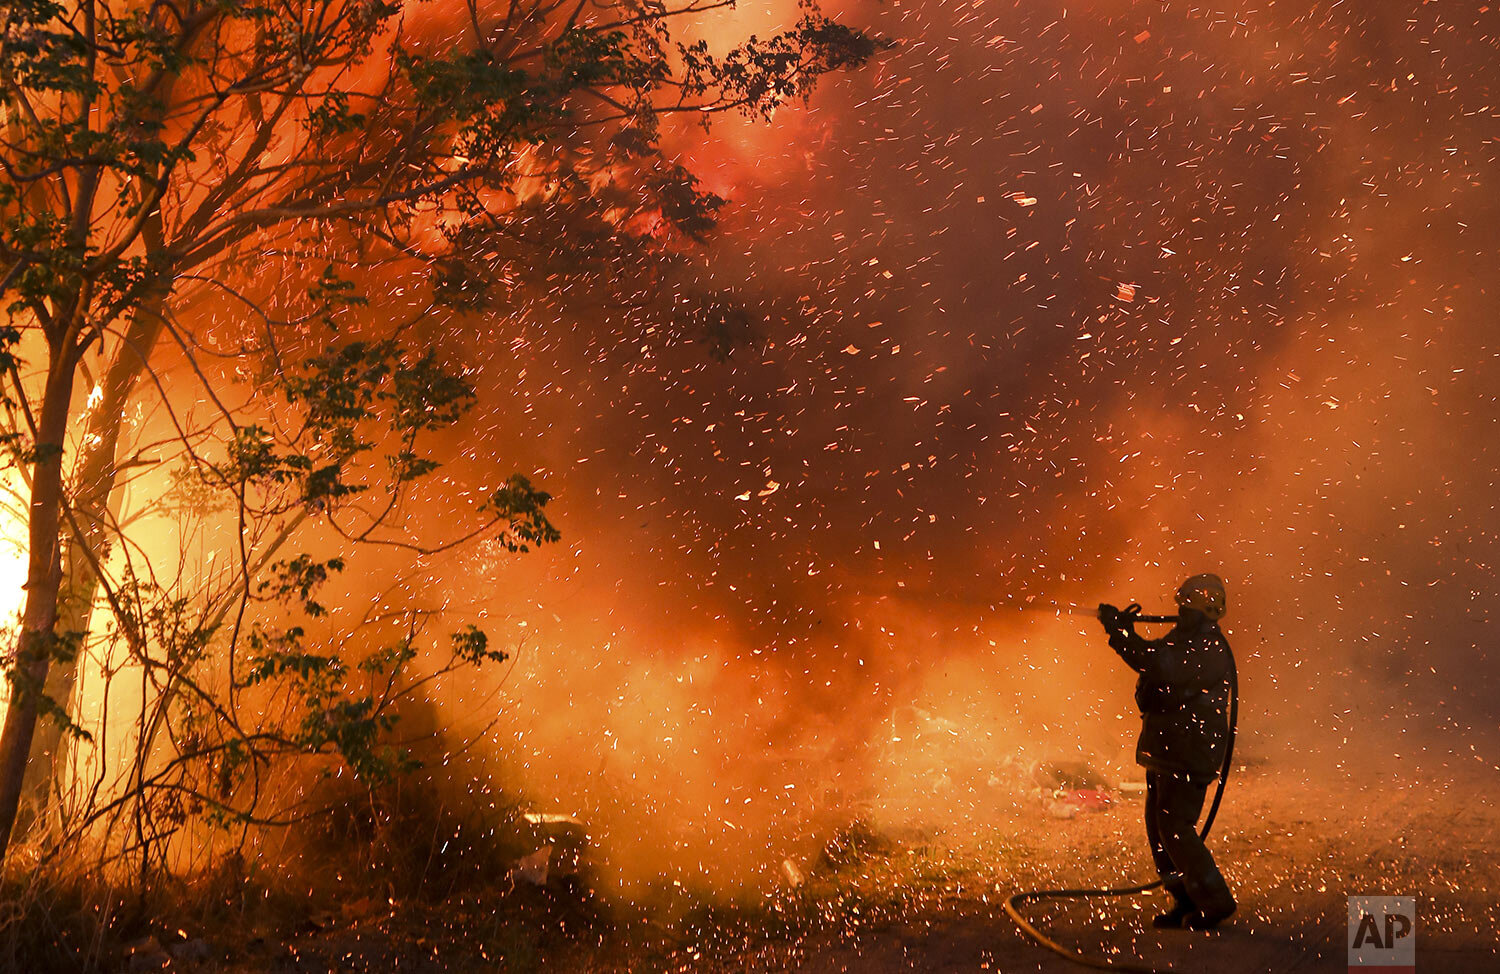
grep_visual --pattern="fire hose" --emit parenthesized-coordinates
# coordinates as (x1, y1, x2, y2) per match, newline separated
(1002, 607, 1239, 973)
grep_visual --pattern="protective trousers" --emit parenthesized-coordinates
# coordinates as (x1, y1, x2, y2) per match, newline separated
(1144, 770, 1236, 917)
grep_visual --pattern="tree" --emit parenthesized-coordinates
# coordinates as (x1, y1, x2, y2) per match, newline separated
(0, 0, 878, 866)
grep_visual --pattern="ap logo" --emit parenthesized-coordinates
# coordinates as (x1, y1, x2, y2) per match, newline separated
(1348, 895, 1415, 972)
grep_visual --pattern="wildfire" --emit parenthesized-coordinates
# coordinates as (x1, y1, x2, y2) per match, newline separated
(0, 471, 29, 721)
(0, 471, 26, 639)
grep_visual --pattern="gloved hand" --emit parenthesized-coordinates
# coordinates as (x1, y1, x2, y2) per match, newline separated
(1098, 603, 1123, 632)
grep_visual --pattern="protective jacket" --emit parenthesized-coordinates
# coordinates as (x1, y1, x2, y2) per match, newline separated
(1109, 619, 1232, 777)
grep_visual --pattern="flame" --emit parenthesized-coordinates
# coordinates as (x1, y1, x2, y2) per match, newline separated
(0, 471, 26, 637)
(0, 470, 29, 722)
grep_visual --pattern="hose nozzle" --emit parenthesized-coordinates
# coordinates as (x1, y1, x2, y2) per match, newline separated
(1099, 602, 1179, 626)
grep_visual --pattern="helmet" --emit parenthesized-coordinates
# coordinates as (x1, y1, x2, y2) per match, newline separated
(1175, 573, 1227, 621)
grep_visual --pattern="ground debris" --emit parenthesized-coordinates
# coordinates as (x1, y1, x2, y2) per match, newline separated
(819, 818, 896, 870)
(124, 935, 170, 972)
(165, 938, 214, 966)
(515, 812, 590, 884)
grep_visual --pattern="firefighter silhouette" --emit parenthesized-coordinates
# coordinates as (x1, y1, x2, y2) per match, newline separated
(1099, 574, 1237, 929)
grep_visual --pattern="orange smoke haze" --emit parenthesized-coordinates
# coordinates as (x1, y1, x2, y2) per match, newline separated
(391, 0, 1497, 892)
(10, 0, 1494, 895)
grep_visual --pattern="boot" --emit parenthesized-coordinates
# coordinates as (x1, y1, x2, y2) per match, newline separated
(1152, 900, 1194, 929)
(1185, 893, 1236, 930)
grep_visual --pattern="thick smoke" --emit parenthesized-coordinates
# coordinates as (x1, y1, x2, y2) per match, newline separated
(133, 0, 1492, 891)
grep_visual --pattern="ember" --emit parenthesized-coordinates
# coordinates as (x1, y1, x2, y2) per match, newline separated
(0, 0, 1494, 970)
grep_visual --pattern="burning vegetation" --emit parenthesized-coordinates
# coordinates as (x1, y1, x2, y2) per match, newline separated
(0, 0, 1496, 971)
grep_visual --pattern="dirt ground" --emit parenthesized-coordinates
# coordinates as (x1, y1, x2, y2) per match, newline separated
(214, 761, 1496, 974)
(782, 763, 1498, 973)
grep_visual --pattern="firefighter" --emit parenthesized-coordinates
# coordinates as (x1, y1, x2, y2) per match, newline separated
(1099, 574, 1237, 930)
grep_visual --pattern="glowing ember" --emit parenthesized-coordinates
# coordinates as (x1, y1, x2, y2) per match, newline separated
(0, 0, 1494, 968)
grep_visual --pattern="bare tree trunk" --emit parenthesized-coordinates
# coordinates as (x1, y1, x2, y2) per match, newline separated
(0, 354, 80, 863)
(14, 304, 165, 837)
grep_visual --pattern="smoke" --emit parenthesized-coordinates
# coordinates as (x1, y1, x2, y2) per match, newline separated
(28, 0, 1485, 892)
(374, 0, 1500, 891)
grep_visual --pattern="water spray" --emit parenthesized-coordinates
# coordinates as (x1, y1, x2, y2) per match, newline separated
(1001, 604, 1239, 973)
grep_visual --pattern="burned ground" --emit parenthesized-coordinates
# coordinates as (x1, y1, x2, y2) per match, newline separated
(162, 763, 1494, 973)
